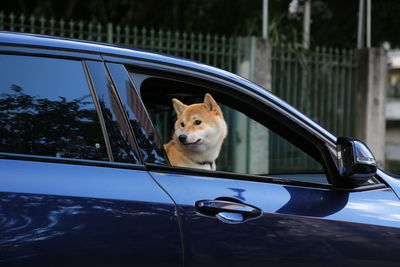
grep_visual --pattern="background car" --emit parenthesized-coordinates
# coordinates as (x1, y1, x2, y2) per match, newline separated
(1, 31, 400, 266)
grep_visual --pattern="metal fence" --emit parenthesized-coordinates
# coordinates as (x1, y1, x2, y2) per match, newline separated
(0, 11, 241, 73)
(272, 44, 358, 137)
(270, 44, 358, 172)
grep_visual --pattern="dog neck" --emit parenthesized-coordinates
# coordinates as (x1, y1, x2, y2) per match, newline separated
(185, 156, 215, 170)
(194, 160, 214, 169)
(182, 146, 219, 171)
(171, 141, 217, 170)
(180, 140, 222, 163)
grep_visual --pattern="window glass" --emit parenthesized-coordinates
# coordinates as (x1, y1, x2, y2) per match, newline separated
(138, 76, 328, 185)
(0, 54, 108, 161)
(106, 63, 168, 165)
(86, 61, 139, 164)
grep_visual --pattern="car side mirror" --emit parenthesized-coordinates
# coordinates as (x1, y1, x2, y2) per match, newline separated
(337, 137, 377, 185)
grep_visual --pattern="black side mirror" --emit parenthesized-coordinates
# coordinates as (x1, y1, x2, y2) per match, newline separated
(337, 137, 377, 185)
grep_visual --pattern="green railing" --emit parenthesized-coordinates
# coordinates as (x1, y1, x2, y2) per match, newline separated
(270, 44, 358, 172)
(272, 44, 358, 137)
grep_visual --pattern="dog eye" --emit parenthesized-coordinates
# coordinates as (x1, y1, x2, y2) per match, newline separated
(181, 122, 185, 127)
(195, 120, 202, 125)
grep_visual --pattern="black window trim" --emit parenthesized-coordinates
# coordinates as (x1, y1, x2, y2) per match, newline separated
(82, 60, 115, 162)
(146, 163, 386, 193)
(104, 61, 170, 165)
(0, 43, 103, 61)
(102, 61, 145, 164)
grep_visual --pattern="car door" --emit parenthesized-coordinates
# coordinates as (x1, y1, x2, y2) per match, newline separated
(0, 49, 182, 266)
(105, 59, 400, 266)
(150, 172, 400, 266)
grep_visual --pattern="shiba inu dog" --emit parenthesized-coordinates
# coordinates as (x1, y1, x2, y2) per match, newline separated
(164, 94, 227, 170)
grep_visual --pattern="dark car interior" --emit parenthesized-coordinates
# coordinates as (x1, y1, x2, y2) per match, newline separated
(133, 71, 329, 184)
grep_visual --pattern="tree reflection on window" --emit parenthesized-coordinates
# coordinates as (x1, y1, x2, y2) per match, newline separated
(0, 85, 108, 161)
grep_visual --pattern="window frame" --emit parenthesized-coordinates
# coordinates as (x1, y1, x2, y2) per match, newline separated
(126, 69, 332, 180)
(105, 62, 170, 165)
(84, 60, 142, 164)
(137, 75, 326, 168)
(100, 54, 386, 191)
(0, 47, 145, 170)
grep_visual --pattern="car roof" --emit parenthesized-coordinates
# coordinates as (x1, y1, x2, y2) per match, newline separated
(0, 31, 337, 144)
(0, 31, 230, 75)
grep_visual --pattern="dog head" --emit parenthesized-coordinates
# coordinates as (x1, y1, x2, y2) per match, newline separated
(172, 93, 227, 152)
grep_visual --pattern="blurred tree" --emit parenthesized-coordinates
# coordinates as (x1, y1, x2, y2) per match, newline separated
(2, 0, 400, 48)
(0, 86, 106, 159)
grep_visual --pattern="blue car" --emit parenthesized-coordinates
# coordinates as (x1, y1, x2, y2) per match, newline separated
(1, 31, 400, 266)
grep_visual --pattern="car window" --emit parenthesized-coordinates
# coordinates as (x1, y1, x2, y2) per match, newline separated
(106, 63, 168, 165)
(85, 61, 139, 164)
(131, 72, 329, 185)
(0, 54, 108, 161)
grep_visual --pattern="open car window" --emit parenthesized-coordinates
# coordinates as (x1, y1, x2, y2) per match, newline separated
(128, 70, 329, 185)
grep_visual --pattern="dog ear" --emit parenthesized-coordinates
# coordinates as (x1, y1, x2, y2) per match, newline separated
(204, 93, 220, 114)
(172, 98, 187, 116)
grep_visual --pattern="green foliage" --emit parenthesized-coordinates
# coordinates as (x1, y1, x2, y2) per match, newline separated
(268, 14, 301, 47)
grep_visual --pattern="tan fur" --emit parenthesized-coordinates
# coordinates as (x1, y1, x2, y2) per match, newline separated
(164, 94, 227, 170)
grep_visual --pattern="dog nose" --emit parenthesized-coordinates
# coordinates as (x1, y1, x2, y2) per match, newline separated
(178, 134, 187, 143)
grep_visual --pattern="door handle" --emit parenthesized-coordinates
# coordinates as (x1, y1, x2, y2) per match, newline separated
(195, 199, 262, 223)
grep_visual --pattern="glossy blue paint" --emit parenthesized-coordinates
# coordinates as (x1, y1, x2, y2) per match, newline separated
(1, 159, 170, 202)
(150, 171, 400, 265)
(0, 192, 180, 266)
(377, 169, 400, 199)
(0, 159, 182, 265)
